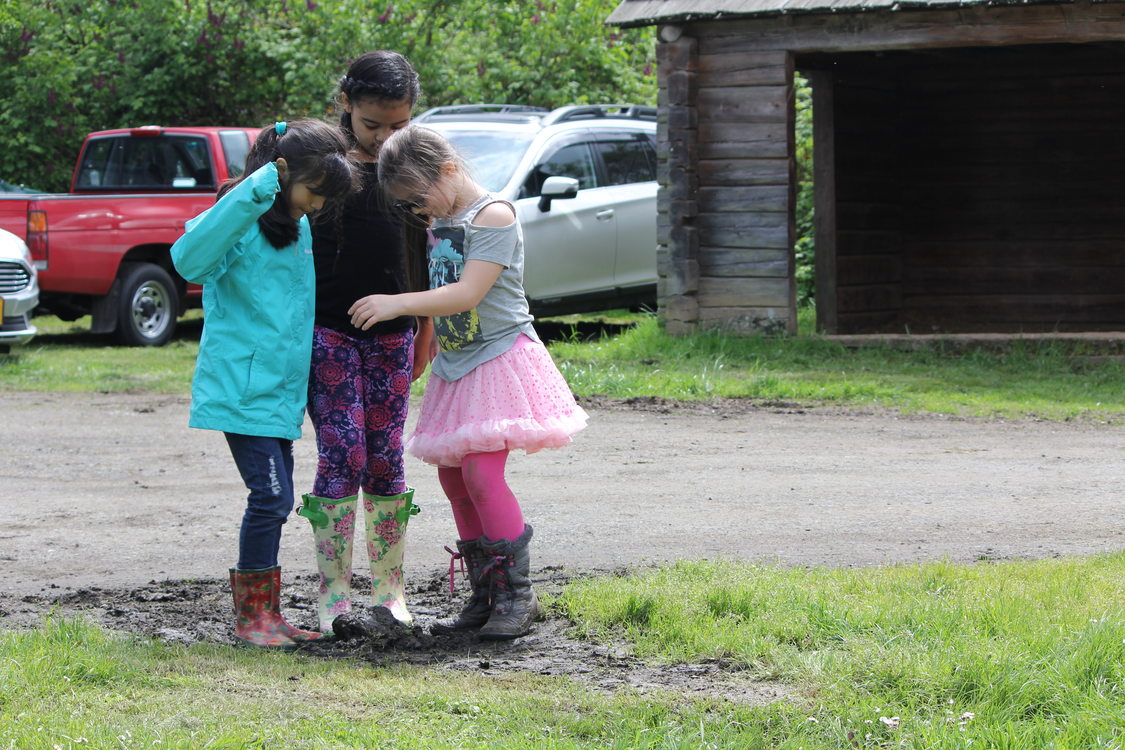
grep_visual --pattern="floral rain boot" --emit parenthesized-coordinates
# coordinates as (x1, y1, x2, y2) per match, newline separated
(430, 537, 491, 634)
(478, 524, 541, 641)
(297, 493, 358, 632)
(364, 488, 419, 625)
(229, 566, 321, 650)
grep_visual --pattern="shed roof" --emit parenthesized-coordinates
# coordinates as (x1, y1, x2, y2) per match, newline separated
(607, 0, 1099, 26)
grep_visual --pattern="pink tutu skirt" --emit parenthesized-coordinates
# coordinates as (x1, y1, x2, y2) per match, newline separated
(407, 336, 588, 467)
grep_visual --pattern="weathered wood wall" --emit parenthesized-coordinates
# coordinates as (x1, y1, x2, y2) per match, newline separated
(653, 1, 1125, 335)
(817, 44, 1125, 333)
(656, 28, 796, 335)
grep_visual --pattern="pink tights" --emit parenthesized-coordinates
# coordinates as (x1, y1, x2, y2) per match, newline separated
(437, 450, 525, 542)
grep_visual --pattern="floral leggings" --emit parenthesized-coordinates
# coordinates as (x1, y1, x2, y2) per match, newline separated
(307, 325, 414, 499)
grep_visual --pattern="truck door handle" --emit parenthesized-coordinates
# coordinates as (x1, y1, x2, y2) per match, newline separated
(596, 209, 614, 221)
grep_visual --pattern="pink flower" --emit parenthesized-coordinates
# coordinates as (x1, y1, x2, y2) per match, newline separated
(317, 538, 336, 560)
(335, 509, 355, 539)
(375, 519, 401, 546)
(317, 360, 348, 386)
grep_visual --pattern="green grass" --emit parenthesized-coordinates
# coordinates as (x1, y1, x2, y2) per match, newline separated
(3, 308, 1122, 422)
(0, 618, 773, 749)
(4, 554, 1123, 748)
(558, 553, 1125, 748)
(549, 312, 1125, 422)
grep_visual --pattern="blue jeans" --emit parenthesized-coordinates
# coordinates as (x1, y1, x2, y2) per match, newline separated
(224, 433, 295, 570)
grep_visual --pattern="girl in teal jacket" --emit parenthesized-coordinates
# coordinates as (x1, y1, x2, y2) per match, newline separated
(171, 120, 358, 650)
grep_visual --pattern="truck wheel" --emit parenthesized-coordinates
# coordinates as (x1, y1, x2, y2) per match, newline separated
(115, 263, 178, 347)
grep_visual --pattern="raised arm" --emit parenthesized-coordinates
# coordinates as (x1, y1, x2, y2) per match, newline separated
(170, 161, 282, 284)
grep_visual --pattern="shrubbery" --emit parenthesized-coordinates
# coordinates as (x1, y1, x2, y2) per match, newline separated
(0, 0, 656, 191)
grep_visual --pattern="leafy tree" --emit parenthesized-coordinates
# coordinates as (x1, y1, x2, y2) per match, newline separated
(0, 0, 655, 191)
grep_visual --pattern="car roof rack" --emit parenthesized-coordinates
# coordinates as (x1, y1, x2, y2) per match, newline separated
(414, 104, 549, 122)
(542, 105, 658, 125)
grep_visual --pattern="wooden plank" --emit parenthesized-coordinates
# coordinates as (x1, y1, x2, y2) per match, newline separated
(837, 284, 903, 313)
(693, 3, 1125, 54)
(698, 276, 792, 307)
(837, 254, 902, 285)
(698, 247, 791, 277)
(698, 158, 789, 186)
(836, 230, 903, 255)
(903, 240, 1125, 267)
(697, 86, 789, 123)
(697, 51, 789, 86)
(810, 69, 838, 334)
(698, 185, 789, 213)
(697, 306, 794, 334)
(835, 310, 903, 333)
(697, 122, 789, 159)
(900, 266, 1125, 295)
(900, 294, 1125, 327)
(697, 212, 790, 249)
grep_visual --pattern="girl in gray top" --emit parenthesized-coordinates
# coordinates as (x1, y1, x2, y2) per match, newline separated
(350, 124, 588, 640)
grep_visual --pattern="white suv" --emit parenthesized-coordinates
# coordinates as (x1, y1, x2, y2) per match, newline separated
(413, 104, 657, 317)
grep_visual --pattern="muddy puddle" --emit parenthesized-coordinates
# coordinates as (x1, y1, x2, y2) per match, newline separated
(0, 569, 789, 706)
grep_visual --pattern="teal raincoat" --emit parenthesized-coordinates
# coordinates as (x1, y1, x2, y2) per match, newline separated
(171, 162, 315, 440)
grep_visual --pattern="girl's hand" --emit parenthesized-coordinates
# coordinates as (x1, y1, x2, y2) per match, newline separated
(349, 294, 402, 330)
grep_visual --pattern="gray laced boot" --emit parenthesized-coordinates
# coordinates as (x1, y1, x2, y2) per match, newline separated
(430, 538, 491, 634)
(478, 524, 540, 641)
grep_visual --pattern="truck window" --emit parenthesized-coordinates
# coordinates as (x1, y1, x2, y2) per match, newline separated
(76, 135, 215, 191)
(219, 131, 251, 179)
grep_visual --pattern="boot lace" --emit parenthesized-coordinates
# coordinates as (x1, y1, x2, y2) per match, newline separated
(444, 545, 466, 595)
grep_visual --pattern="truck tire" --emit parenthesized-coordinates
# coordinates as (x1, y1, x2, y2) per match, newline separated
(115, 262, 178, 347)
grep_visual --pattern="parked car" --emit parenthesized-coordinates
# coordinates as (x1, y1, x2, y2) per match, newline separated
(413, 104, 658, 317)
(0, 227, 39, 351)
(0, 178, 41, 194)
(0, 126, 259, 346)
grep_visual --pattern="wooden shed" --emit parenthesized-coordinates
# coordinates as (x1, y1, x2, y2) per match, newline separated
(609, 0, 1125, 335)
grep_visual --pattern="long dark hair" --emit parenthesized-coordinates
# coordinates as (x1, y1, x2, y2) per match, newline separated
(220, 120, 358, 249)
(334, 50, 428, 292)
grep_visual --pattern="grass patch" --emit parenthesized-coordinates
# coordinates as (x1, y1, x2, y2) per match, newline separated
(0, 618, 774, 749)
(3, 309, 1123, 423)
(550, 314, 1125, 422)
(4, 554, 1123, 747)
(557, 553, 1125, 747)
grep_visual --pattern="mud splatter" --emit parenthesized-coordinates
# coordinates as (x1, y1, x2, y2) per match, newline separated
(0, 570, 788, 705)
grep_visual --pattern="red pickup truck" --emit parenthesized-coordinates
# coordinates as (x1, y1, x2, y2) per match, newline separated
(0, 125, 259, 345)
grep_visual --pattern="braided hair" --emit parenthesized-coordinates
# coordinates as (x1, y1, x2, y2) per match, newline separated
(337, 50, 422, 137)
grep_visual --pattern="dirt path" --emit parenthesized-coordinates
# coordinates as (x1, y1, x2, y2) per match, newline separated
(1, 391, 1122, 699)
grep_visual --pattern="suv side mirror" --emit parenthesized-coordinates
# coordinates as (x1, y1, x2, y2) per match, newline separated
(537, 175, 579, 212)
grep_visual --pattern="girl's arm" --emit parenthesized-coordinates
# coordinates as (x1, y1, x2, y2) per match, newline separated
(170, 161, 283, 284)
(349, 259, 503, 330)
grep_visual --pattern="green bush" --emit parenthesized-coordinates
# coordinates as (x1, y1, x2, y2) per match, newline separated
(0, 0, 656, 191)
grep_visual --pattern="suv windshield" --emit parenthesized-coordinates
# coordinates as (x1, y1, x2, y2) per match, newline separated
(424, 127, 536, 192)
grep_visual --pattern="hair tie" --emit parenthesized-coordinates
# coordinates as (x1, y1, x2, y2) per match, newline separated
(274, 121, 287, 135)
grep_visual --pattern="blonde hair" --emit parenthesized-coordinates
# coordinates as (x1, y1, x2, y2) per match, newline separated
(376, 125, 467, 206)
